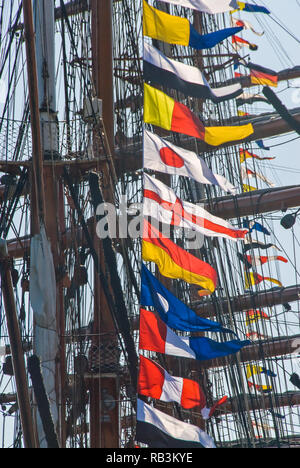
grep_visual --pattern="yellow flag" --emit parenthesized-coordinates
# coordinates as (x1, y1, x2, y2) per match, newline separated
(243, 184, 257, 193)
(143, 0, 190, 46)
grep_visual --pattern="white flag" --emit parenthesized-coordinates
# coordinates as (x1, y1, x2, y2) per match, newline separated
(144, 130, 237, 195)
(143, 173, 248, 241)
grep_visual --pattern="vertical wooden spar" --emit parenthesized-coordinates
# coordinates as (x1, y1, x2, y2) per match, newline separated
(90, 0, 119, 448)
(91, 0, 114, 155)
(22, 0, 46, 235)
(32, 0, 66, 447)
(0, 241, 37, 448)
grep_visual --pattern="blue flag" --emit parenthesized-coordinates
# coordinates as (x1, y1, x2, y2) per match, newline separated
(256, 139, 270, 151)
(261, 367, 277, 378)
(243, 219, 271, 236)
(141, 264, 234, 335)
(189, 337, 250, 361)
(189, 26, 242, 50)
(240, 3, 270, 15)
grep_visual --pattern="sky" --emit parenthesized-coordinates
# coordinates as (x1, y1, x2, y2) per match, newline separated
(230, 1, 300, 292)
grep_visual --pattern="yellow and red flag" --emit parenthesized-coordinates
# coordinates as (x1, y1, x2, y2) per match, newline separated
(245, 271, 282, 289)
(245, 309, 270, 326)
(142, 219, 217, 296)
(144, 83, 254, 146)
(239, 148, 275, 163)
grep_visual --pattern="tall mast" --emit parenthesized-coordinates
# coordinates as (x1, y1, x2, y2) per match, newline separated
(31, 0, 65, 447)
(90, 0, 119, 448)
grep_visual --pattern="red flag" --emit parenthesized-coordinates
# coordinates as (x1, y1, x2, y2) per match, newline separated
(138, 355, 206, 409)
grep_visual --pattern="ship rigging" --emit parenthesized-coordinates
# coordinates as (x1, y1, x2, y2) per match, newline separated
(0, 0, 299, 449)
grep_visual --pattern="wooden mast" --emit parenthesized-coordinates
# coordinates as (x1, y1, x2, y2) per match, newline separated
(31, 0, 66, 446)
(90, 0, 119, 448)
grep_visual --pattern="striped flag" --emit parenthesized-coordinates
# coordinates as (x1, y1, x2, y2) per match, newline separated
(143, 174, 248, 241)
(240, 148, 275, 163)
(232, 35, 258, 51)
(144, 83, 254, 145)
(138, 355, 206, 409)
(245, 271, 283, 289)
(143, 42, 242, 103)
(141, 264, 234, 335)
(243, 184, 257, 192)
(236, 92, 269, 106)
(144, 130, 237, 194)
(245, 254, 288, 267)
(153, 0, 270, 15)
(245, 309, 270, 326)
(139, 308, 250, 361)
(142, 219, 218, 296)
(235, 61, 278, 87)
(143, 0, 242, 49)
(244, 239, 281, 252)
(136, 399, 216, 449)
(231, 17, 264, 36)
(241, 167, 275, 187)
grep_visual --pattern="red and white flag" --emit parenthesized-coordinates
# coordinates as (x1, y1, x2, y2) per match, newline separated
(232, 35, 258, 51)
(138, 355, 206, 409)
(245, 254, 288, 267)
(139, 308, 196, 359)
(231, 17, 264, 36)
(143, 173, 248, 241)
(143, 130, 237, 195)
(241, 167, 275, 188)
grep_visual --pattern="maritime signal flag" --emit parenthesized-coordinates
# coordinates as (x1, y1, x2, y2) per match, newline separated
(143, 0, 242, 49)
(139, 308, 250, 361)
(138, 355, 206, 409)
(245, 255, 288, 267)
(245, 309, 270, 326)
(143, 173, 249, 241)
(138, 355, 229, 417)
(142, 219, 217, 296)
(136, 399, 216, 449)
(153, 0, 270, 15)
(241, 167, 275, 188)
(143, 42, 243, 103)
(143, 130, 237, 194)
(245, 271, 283, 289)
(232, 35, 258, 51)
(240, 148, 275, 163)
(243, 219, 271, 236)
(243, 184, 257, 192)
(144, 83, 254, 146)
(141, 264, 234, 335)
(243, 239, 281, 252)
(231, 17, 264, 36)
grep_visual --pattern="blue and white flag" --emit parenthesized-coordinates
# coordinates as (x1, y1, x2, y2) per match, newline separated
(141, 264, 233, 335)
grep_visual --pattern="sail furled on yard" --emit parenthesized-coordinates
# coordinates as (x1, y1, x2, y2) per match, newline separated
(30, 225, 58, 447)
(143, 0, 242, 49)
